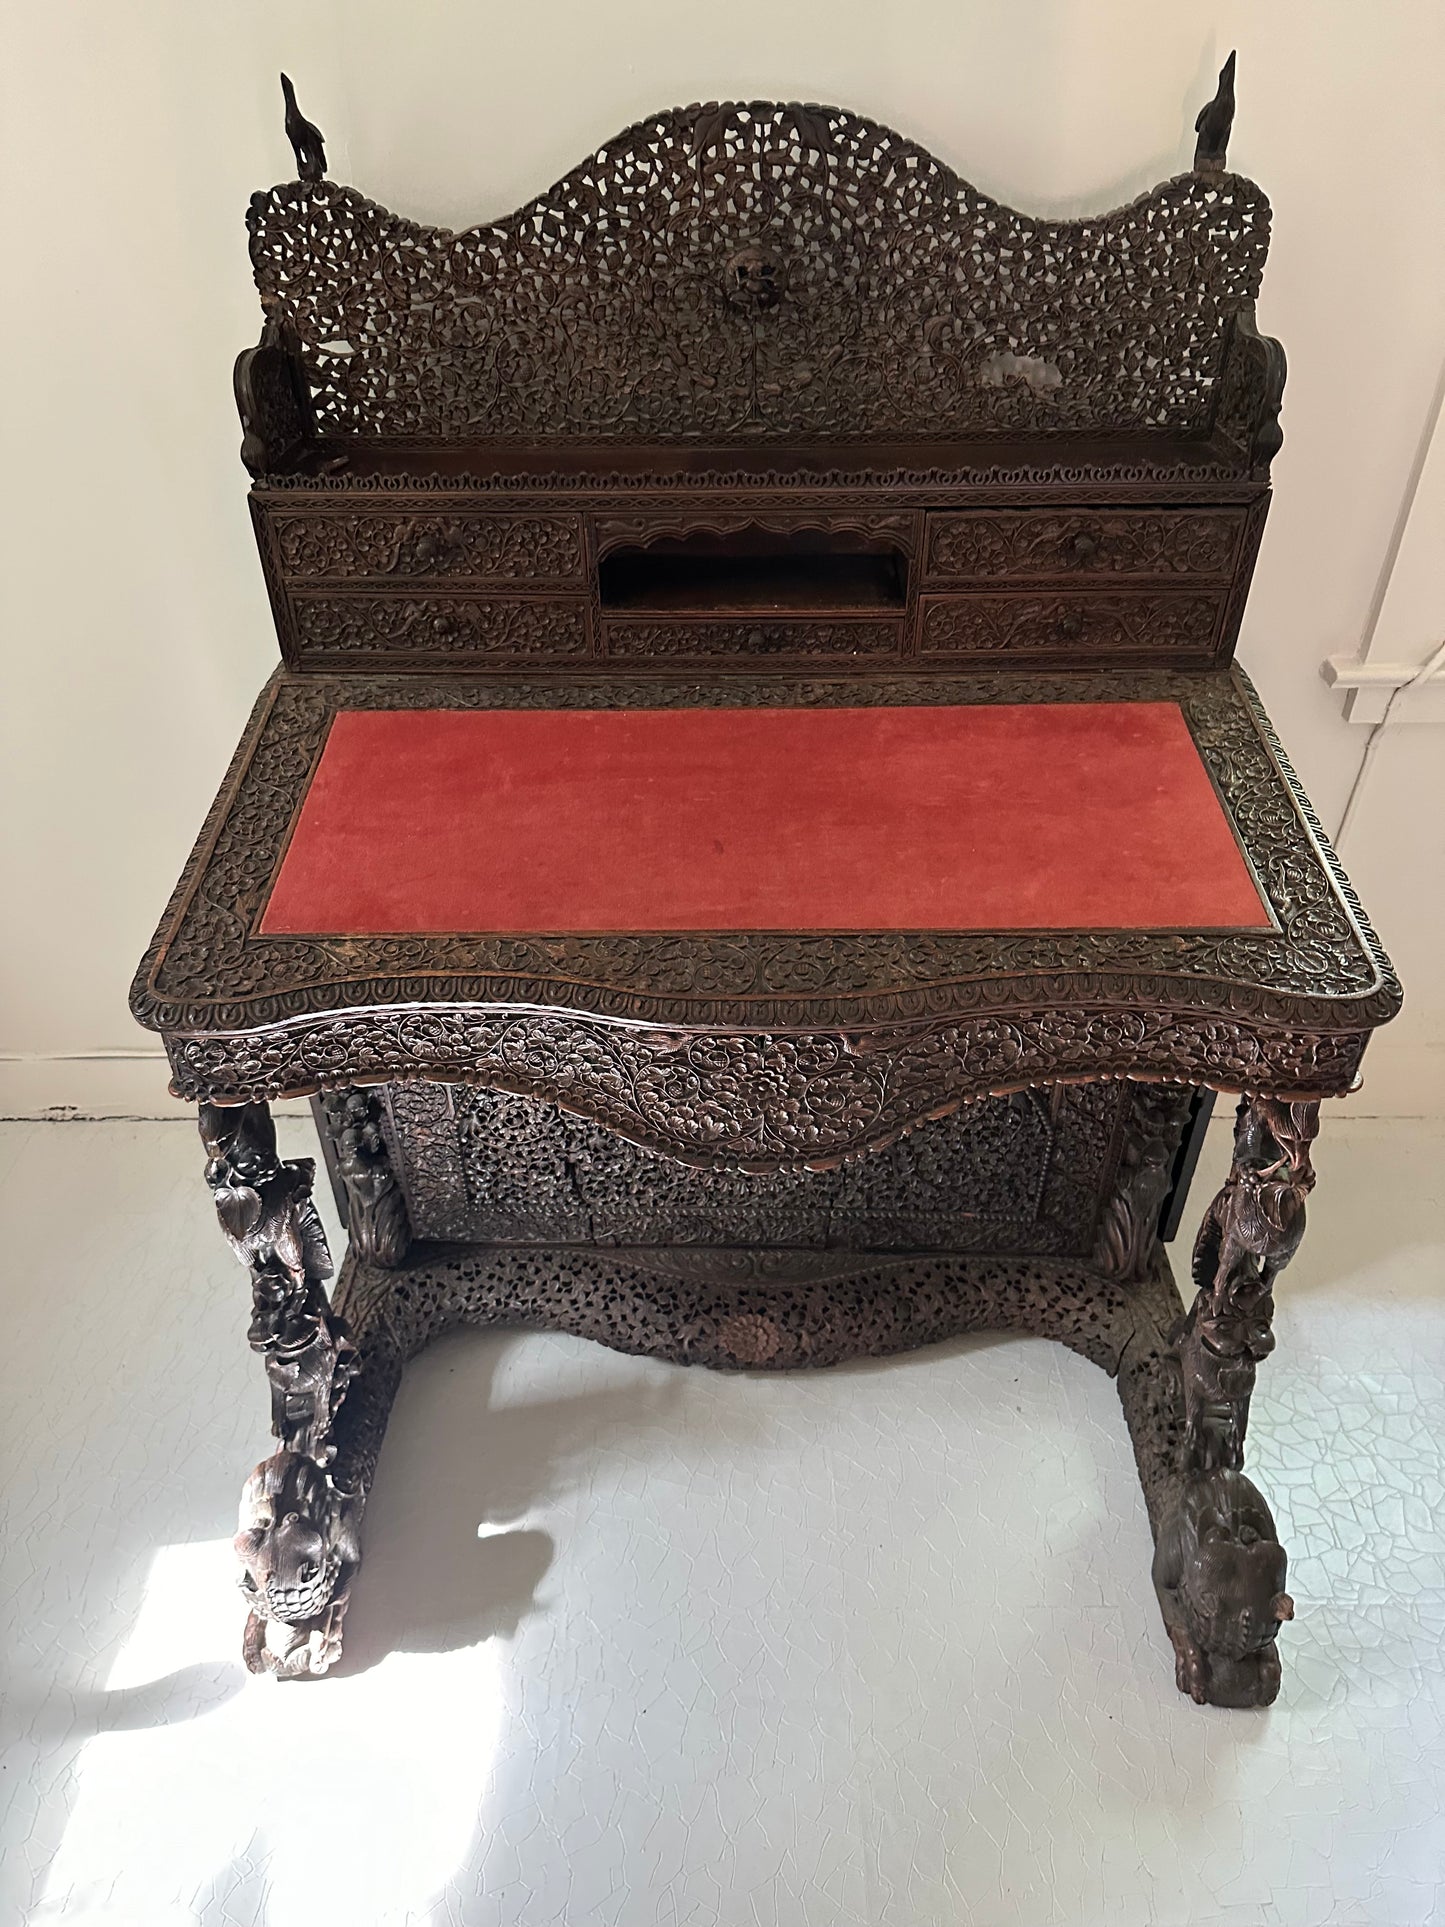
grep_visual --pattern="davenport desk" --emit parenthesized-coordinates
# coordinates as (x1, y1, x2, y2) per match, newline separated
(131, 68, 1400, 1705)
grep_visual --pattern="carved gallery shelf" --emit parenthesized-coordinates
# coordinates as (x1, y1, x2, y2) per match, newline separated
(132, 67, 1398, 1705)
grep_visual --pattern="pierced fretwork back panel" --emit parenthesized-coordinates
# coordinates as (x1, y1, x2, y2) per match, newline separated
(247, 101, 1271, 444)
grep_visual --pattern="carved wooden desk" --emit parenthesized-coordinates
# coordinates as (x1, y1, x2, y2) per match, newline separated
(132, 70, 1399, 1705)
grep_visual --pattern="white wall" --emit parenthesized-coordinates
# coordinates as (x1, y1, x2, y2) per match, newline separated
(2, 0, 1442, 1116)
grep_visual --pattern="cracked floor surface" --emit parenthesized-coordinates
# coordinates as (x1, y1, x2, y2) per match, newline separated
(1, 1114, 1441, 1926)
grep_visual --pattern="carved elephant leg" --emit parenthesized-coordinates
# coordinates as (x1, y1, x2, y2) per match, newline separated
(1153, 1096, 1316, 1707)
(199, 1100, 363, 1678)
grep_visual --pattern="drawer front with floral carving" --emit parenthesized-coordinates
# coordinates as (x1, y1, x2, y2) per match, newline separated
(604, 619, 903, 663)
(917, 592, 1224, 661)
(269, 511, 585, 582)
(288, 594, 590, 662)
(925, 509, 1245, 583)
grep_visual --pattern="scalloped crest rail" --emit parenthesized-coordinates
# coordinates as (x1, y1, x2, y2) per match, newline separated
(135, 63, 1397, 1707)
(246, 101, 1271, 445)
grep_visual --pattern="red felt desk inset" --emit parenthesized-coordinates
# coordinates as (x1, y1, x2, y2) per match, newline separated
(260, 702, 1271, 935)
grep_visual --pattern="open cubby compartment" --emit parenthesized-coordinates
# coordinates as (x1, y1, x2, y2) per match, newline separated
(598, 525, 910, 613)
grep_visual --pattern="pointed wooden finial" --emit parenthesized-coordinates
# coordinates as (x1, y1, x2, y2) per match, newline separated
(1193, 51, 1237, 173)
(280, 72, 327, 183)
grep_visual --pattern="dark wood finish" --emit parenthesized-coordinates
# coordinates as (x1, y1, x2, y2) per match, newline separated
(384, 1080, 1148, 1256)
(131, 665, 1396, 1101)
(317, 1087, 411, 1268)
(1159, 1086, 1218, 1244)
(279, 74, 326, 184)
(137, 71, 1397, 1701)
(1194, 53, 1238, 174)
(1153, 1095, 1317, 1706)
(254, 484, 1269, 671)
(198, 1099, 360, 1676)
(236, 78, 1284, 674)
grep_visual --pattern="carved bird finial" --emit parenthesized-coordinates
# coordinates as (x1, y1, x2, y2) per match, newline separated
(1193, 50, 1237, 173)
(280, 72, 327, 183)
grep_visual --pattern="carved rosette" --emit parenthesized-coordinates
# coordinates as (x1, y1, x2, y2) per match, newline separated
(1153, 1095, 1317, 1706)
(199, 1100, 363, 1676)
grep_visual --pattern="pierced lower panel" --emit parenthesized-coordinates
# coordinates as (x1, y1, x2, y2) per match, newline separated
(378, 1079, 1157, 1257)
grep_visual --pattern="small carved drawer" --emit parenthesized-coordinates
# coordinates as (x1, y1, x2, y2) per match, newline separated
(265, 510, 586, 583)
(917, 591, 1225, 663)
(925, 508, 1246, 583)
(603, 618, 904, 664)
(287, 593, 592, 664)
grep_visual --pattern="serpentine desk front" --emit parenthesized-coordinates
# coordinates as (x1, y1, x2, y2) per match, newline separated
(131, 69, 1400, 1705)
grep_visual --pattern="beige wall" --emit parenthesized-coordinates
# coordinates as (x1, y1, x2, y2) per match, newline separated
(3, 0, 1442, 1115)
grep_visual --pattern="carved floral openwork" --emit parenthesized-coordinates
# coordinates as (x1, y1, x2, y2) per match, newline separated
(247, 102, 1271, 445)
(383, 1079, 1130, 1255)
(164, 1007, 1364, 1163)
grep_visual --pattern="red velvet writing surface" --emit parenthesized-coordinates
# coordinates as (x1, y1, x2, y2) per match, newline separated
(260, 703, 1270, 935)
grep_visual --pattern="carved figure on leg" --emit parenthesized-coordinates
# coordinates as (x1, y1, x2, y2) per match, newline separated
(247, 1270, 358, 1463)
(199, 1100, 363, 1675)
(1180, 1096, 1317, 1471)
(1174, 1275, 1276, 1472)
(201, 1101, 332, 1289)
(319, 1087, 411, 1268)
(1091, 1084, 1194, 1283)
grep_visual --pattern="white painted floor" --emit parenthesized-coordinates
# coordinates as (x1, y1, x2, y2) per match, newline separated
(1, 1114, 1442, 1927)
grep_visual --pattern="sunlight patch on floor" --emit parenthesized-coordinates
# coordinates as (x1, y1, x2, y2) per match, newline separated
(33, 1539, 508, 1927)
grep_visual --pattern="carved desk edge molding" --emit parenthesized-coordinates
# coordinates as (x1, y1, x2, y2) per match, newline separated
(163, 1020, 1368, 1176)
(128, 664, 1400, 1071)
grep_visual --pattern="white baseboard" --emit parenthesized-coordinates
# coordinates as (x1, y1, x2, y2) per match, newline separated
(1336, 1033, 1445, 1120)
(0, 1056, 310, 1119)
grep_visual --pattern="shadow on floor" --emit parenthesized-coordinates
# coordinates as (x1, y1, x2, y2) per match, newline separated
(336, 1328, 686, 1674)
